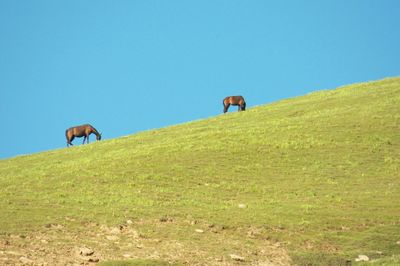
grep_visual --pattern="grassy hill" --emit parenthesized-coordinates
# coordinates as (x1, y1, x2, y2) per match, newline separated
(0, 77, 399, 265)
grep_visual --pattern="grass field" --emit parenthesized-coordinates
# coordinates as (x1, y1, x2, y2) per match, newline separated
(0, 77, 399, 265)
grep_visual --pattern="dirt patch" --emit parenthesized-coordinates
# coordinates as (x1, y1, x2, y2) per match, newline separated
(0, 219, 291, 265)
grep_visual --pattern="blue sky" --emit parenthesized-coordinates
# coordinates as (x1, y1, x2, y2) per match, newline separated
(1, 1, 399, 159)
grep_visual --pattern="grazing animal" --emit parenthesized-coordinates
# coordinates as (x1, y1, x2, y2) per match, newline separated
(65, 124, 101, 147)
(223, 95, 246, 113)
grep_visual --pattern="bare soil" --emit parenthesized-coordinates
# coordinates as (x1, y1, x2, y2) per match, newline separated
(0, 218, 291, 265)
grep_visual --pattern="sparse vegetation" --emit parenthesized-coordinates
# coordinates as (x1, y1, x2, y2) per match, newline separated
(99, 259, 179, 266)
(0, 77, 399, 265)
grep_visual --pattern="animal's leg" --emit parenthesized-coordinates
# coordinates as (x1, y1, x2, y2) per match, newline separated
(87, 135, 90, 144)
(224, 103, 230, 113)
(82, 136, 86, 144)
(68, 136, 75, 147)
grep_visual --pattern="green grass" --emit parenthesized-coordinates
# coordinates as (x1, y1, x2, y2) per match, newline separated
(1, 77, 399, 265)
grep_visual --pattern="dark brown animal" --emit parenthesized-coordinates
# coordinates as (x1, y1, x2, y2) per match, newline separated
(223, 95, 246, 113)
(65, 124, 101, 147)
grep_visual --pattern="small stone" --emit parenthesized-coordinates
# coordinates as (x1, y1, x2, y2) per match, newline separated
(88, 257, 99, 262)
(159, 217, 172, 222)
(19, 256, 34, 264)
(126, 219, 133, 225)
(44, 223, 63, 229)
(123, 253, 132, 258)
(106, 235, 119, 241)
(79, 247, 94, 256)
(396, 240, 400, 245)
(195, 229, 204, 233)
(238, 203, 246, 209)
(230, 254, 245, 261)
(6, 251, 22, 256)
(355, 255, 369, 262)
(110, 227, 121, 234)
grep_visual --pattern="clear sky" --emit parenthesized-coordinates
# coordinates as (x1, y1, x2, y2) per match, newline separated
(1, 1, 399, 159)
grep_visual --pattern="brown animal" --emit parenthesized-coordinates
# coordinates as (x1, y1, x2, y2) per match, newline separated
(223, 95, 246, 113)
(65, 124, 101, 147)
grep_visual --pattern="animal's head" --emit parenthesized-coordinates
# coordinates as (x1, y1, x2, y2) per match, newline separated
(97, 133, 102, 141)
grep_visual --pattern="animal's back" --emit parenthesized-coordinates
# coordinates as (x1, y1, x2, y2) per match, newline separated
(66, 124, 93, 136)
(233, 95, 244, 101)
(67, 124, 92, 130)
(225, 95, 245, 104)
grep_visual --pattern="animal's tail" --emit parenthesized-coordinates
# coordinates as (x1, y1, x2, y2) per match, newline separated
(223, 98, 227, 113)
(65, 129, 71, 146)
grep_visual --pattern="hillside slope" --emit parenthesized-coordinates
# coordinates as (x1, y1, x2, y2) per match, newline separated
(0, 77, 399, 265)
